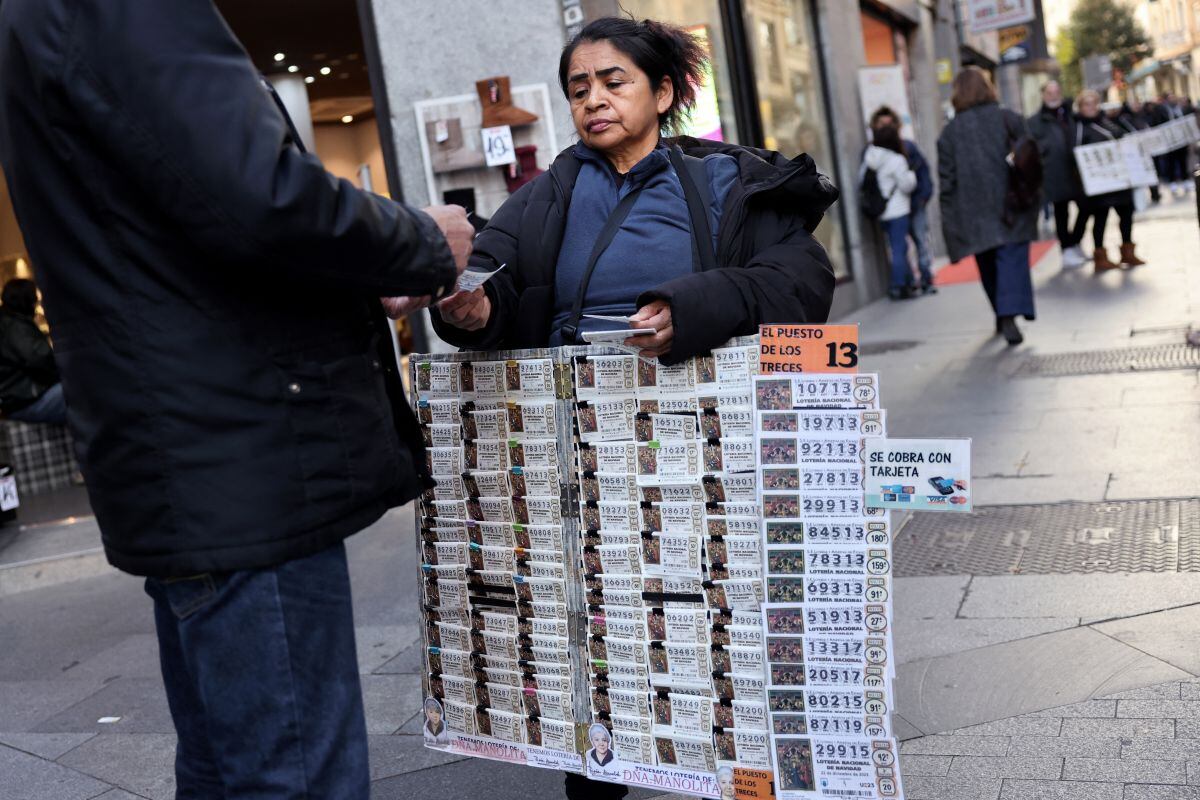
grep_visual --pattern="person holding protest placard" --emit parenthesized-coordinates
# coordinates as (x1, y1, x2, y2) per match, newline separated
(1075, 91, 1144, 271)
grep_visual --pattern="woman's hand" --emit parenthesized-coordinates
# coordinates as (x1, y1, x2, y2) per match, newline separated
(626, 299, 673, 359)
(380, 295, 432, 319)
(438, 288, 491, 331)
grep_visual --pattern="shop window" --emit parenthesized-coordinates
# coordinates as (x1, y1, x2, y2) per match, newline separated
(618, 0, 740, 142)
(743, 0, 848, 280)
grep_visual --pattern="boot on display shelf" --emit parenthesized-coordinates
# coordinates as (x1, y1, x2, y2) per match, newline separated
(503, 145, 544, 194)
(426, 118, 486, 174)
(477, 76, 538, 128)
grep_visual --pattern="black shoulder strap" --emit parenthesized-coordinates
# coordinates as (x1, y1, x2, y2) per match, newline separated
(559, 187, 644, 344)
(1002, 110, 1019, 147)
(670, 147, 719, 273)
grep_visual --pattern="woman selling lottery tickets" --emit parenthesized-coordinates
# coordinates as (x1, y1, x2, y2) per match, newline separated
(430, 16, 836, 362)
(422, 16, 838, 800)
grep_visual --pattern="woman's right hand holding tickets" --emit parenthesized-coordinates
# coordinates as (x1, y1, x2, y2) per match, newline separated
(438, 288, 491, 331)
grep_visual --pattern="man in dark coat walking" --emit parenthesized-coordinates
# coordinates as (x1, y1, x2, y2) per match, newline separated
(0, 0, 472, 795)
(1028, 81, 1088, 268)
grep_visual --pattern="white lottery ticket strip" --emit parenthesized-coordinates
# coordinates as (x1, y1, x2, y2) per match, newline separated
(755, 373, 903, 800)
(409, 336, 910, 799)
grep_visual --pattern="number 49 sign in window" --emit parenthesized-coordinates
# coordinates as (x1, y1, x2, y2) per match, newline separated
(481, 125, 517, 167)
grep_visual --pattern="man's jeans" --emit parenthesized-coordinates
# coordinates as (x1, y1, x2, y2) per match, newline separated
(907, 204, 934, 286)
(144, 542, 368, 799)
(9, 383, 67, 425)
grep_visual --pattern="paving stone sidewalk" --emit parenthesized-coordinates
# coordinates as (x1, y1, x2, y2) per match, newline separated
(901, 678, 1200, 799)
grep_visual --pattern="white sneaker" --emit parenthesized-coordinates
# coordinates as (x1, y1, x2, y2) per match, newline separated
(1061, 245, 1087, 269)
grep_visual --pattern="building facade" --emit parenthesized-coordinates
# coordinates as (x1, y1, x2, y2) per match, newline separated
(1128, 0, 1200, 100)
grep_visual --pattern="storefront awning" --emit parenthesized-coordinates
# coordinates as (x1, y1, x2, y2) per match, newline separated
(1127, 59, 1160, 83)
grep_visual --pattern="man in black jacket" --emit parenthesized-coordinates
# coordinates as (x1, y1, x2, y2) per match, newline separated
(1028, 81, 1088, 268)
(0, 0, 472, 795)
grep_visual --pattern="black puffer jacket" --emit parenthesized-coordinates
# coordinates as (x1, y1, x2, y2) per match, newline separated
(0, 0, 457, 576)
(1074, 115, 1135, 209)
(0, 310, 59, 413)
(431, 136, 838, 364)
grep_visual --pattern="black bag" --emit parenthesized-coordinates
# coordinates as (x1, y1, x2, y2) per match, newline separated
(859, 167, 889, 219)
(1003, 111, 1043, 224)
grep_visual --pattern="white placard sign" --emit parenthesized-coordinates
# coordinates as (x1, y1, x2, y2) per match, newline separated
(481, 125, 517, 167)
(1074, 141, 1131, 196)
(865, 438, 972, 512)
(1120, 137, 1159, 188)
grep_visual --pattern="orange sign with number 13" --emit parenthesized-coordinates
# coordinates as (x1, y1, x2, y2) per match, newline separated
(758, 324, 860, 374)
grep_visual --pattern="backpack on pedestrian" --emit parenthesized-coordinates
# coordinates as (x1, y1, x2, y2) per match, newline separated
(859, 166, 890, 219)
(1002, 111, 1044, 225)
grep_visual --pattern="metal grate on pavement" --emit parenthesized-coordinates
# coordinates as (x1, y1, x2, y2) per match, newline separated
(894, 499, 1200, 577)
(1014, 343, 1200, 378)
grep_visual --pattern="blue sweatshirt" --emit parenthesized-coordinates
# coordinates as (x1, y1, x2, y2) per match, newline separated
(549, 143, 738, 345)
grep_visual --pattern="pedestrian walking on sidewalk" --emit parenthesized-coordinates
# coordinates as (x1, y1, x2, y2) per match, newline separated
(1074, 91, 1145, 271)
(869, 106, 938, 294)
(430, 16, 837, 368)
(1028, 81, 1089, 269)
(937, 67, 1038, 345)
(0, 1, 474, 796)
(861, 113, 919, 300)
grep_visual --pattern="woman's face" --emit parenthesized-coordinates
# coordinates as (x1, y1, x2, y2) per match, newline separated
(718, 770, 735, 795)
(566, 40, 672, 155)
(591, 730, 610, 756)
(426, 705, 442, 726)
(1079, 95, 1099, 117)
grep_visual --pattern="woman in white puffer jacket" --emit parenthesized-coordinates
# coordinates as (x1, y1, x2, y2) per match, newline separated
(860, 120, 918, 299)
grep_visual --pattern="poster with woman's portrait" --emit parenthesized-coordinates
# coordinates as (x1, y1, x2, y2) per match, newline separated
(422, 697, 451, 747)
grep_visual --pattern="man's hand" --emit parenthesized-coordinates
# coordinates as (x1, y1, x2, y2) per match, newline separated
(420, 205, 474, 274)
(380, 295, 432, 319)
(626, 299, 673, 359)
(438, 288, 491, 331)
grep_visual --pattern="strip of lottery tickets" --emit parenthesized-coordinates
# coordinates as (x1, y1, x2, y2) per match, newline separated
(756, 373, 902, 799)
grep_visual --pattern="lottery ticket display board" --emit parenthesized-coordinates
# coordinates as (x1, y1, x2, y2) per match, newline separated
(410, 338, 905, 799)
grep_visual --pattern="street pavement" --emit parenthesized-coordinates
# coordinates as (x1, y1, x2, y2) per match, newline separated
(0, 197, 1197, 799)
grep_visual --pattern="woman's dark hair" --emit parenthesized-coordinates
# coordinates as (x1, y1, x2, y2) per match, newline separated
(869, 105, 899, 129)
(559, 17, 708, 134)
(1, 279, 38, 317)
(951, 66, 998, 113)
(871, 120, 905, 155)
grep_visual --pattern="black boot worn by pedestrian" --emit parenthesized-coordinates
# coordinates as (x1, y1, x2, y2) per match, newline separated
(998, 316, 1023, 346)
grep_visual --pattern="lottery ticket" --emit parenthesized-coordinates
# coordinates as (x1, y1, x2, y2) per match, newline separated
(774, 737, 902, 800)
